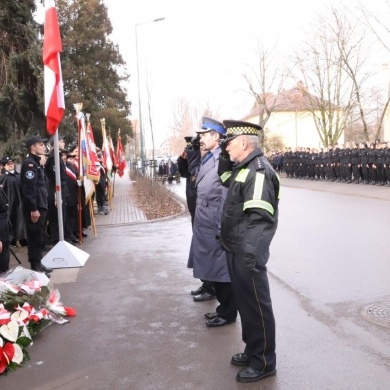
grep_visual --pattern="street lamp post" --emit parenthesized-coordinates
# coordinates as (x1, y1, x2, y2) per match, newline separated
(135, 17, 165, 172)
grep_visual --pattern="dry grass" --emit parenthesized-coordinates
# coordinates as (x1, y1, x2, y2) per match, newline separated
(129, 170, 183, 220)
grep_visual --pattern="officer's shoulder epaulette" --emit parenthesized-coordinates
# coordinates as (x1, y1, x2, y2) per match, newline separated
(255, 156, 265, 171)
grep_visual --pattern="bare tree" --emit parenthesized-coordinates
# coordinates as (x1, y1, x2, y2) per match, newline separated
(242, 40, 288, 145)
(167, 98, 218, 156)
(358, 2, 390, 140)
(292, 6, 388, 145)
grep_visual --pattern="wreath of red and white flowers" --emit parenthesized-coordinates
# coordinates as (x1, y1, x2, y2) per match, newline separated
(0, 267, 76, 375)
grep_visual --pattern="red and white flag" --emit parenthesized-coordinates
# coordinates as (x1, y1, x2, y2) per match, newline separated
(108, 134, 118, 168)
(43, 0, 65, 134)
(116, 133, 127, 177)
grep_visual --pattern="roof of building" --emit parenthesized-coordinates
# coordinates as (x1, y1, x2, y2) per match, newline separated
(242, 81, 339, 120)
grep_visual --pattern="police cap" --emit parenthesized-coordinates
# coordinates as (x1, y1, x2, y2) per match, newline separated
(223, 120, 262, 141)
(196, 117, 226, 136)
(25, 135, 48, 149)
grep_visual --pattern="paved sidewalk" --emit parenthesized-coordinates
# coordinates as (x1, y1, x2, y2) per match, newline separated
(94, 169, 147, 226)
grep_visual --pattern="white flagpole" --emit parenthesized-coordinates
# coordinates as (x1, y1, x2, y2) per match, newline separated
(53, 129, 64, 241)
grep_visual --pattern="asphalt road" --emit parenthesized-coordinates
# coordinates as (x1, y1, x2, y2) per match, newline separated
(2, 177, 390, 389)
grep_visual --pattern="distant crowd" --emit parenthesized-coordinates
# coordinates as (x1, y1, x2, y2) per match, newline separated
(267, 141, 390, 186)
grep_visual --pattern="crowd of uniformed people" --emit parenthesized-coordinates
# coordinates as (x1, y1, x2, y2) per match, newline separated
(275, 141, 390, 185)
(0, 134, 110, 276)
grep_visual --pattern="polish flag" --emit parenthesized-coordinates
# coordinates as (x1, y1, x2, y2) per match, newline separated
(43, 0, 65, 135)
(116, 133, 127, 177)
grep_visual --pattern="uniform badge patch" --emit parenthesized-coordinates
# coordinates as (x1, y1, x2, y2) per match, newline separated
(25, 171, 35, 179)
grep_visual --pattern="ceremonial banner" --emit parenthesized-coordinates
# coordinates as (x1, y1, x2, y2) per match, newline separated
(43, 0, 65, 134)
(116, 132, 127, 177)
(76, 111, 96, 202)
(86, 121, 100, 181)
(108, 134, 117, 168)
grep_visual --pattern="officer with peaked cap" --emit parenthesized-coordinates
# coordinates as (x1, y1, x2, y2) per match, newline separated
(218, 120, 280, 383)
(20, 135, 52, 275)
(187, 117, 238, 326)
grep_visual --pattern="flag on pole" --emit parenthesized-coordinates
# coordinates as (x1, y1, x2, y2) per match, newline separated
(108, 134, 118, 168)
(76, 112, 96, 202)
(100, 120, 113, 174)
(86, 121, 101, 181)
(116, 132, 127, 177)
(43, 0, 65, 134)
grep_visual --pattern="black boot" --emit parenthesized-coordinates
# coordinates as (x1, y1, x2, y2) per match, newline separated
(31, 261, 53, 274)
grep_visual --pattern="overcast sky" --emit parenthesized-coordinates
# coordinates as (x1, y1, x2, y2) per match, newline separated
(38, 0, 390, 148)
(103, 0, 390, 148)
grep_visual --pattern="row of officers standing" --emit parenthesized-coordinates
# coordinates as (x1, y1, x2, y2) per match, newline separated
(283, 141, 390, 185)
(0, 135, 98, 276)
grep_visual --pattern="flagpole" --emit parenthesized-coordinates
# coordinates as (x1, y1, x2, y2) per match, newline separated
(53, 130, 65, 241)
(75, 103, 84, 244)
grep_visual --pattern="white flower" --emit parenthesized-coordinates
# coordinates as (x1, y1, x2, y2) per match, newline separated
(11, 343, 23, 364)
(0, 320, 19, 342)
(11, 309, 29, 325)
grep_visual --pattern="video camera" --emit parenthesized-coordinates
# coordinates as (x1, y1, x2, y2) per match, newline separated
(184, 134, 201, 151)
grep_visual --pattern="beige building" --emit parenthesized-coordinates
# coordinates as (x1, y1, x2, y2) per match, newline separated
(243, 83, 345, 149)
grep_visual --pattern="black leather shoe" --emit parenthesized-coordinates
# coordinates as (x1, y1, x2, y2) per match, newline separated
(204, 312, 218, 320)
(31, 263, 52, 276)
(71, 236, 80, 244)
(193, 292, 216, 302)
(38, 263, 53, 273)
(191, 286, 203, 296)
(206, 316, 236, 327)
(231, 353, 249, 366)
(236, 367, 276, 383)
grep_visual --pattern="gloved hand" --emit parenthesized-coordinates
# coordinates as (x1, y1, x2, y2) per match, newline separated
(191, 135, 200, 151)
(219, 138, 230, 159)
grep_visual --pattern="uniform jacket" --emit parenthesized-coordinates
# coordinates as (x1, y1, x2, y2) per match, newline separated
(45, 151, 69, 205)
(20, 154, 48, 211)
(187, 147, 230, 282)
(65, 162, 79, 207)
(219, 148, 280, 270)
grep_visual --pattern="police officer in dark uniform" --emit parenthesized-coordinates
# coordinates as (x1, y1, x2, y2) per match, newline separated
(0, 156, 26, 245)
(218, 120, 280, 383)
(0, 185, 10, 273)
(21, 136, 52, 275)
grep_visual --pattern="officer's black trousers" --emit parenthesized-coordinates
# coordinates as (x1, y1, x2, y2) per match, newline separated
(226, 253, 276, 372)
(213, 281, 237, 322)
(352, 164, 361, 182)
(361, 164, 369, 182)
(369, 164, 377, 182)
(24, 208, 47, 265)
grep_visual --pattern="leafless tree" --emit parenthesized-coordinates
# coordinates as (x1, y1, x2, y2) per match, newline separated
(242, 40, 289, 145)
(292, 6, 388, 145)
(358, 1, 390, 140)
(167, 98, 218, 156)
